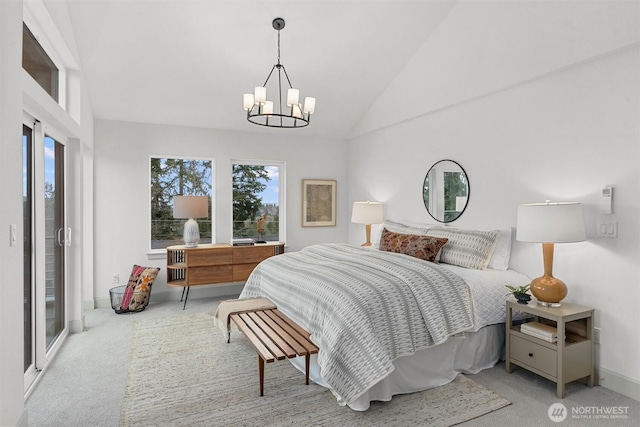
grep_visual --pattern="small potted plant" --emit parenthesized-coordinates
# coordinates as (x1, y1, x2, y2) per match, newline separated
(506, 284, 531, 304)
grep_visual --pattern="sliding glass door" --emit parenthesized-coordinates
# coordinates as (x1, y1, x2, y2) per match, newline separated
(23, 118, 68, 392)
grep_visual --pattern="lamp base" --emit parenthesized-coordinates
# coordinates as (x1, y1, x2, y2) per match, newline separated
(530, 274, 567, 307)
(183, 218, 200, 248)
(360, 223, 373, 247)
(536, 300, 562, 308)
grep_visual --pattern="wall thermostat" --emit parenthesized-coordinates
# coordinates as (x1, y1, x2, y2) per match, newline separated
(601, 186, 613, 214)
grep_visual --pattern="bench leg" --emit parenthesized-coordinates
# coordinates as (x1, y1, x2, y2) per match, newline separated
(259, 356, 264, 396)
(305, 353, 310, 385)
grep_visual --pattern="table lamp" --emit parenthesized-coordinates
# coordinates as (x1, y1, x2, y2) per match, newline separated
(173, 195, 209, 247)
(351, 201, 384, 246)
(516, 201, 586, 307)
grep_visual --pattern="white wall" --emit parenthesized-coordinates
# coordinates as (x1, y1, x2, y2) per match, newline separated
(347, 2, 640, 399)
(0, 1, 28, 425)
(0, 1, 94, 424)
(93, 120, 348, 305)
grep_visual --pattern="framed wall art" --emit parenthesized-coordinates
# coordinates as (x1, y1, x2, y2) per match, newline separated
(302, 179, 336, 227)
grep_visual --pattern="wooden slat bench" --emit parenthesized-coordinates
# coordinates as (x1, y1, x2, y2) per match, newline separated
(230, 308, 319, 396)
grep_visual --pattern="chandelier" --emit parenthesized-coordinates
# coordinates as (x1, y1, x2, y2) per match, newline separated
(243, 18, 316, 128)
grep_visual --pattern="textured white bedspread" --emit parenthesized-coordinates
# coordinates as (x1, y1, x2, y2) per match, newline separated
(240, 243, 475, 406)
(438, 264, 531, 330)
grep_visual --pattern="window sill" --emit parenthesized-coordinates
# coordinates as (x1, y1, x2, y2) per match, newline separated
(146, 250, 167, 261)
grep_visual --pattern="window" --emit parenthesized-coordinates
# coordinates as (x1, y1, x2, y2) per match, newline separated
(232, 161, 284, 242)
(443, 171, 468, 222)
(22, 23, 59, 102)
(150, 157, 213, 250)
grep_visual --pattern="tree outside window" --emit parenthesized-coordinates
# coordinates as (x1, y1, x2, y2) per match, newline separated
(150, 157, 212, 249)
(232, 163, 281, 242)
(443, 171, 467, 222)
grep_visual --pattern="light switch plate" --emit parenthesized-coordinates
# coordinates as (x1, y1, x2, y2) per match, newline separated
(597, 221, 618, 238)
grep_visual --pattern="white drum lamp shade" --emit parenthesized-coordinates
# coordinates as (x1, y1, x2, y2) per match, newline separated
(516, 201, 586, 306)
(173, 196, 209, 248)
(351, 201, 384, 247)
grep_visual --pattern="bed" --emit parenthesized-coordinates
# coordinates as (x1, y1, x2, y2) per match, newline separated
(239, 222, 530, 411)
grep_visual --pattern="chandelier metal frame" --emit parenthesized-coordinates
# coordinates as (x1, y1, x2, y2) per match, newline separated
(243, 18, 316, 129)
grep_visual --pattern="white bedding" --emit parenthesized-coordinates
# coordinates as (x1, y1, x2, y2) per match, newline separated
(240, 243, 530, 410)
(438, 264, 531, 330)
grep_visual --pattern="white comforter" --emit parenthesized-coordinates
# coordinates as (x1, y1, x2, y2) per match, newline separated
(240, 243, 476, 406)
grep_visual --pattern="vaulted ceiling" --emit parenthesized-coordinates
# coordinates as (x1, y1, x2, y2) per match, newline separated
(64, 1, 458, 139)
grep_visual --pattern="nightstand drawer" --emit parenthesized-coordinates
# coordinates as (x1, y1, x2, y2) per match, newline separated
(510, 335, 557, 377)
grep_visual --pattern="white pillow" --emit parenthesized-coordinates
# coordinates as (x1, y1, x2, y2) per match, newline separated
(382, 219, 434, 235)
(427, 227, 499, 270)
(487, 227, 512, 270)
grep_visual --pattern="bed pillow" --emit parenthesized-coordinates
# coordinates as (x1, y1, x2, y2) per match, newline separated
(379, 228, 448, 262)
(374, 219, 437, 248)
(120, 265, 160, 312)
(426, 227, 499, 270)
(382, 219, 435, 235)
(127, 267, 160, 312)
(487, 227, 512, 270)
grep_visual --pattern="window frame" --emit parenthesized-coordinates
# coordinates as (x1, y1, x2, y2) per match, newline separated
(231, 159, 286, 244)
(22, 10, 67, 109)
(148, 155, 215, 252)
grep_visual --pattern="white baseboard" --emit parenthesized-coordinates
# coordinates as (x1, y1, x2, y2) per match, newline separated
(94, 284, 244, 309)
(597, 367, 640, 402)
(16, 409, 28, 427)
(69, 316, 85, 333)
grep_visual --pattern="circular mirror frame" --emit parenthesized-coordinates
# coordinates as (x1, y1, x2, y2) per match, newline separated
(422, 159, 470, 223)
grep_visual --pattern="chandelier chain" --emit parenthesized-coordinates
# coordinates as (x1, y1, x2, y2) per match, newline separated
(277, 30, 281, 66)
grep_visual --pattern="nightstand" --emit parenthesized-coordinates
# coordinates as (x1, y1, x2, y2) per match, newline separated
(505, 300, 595, 398)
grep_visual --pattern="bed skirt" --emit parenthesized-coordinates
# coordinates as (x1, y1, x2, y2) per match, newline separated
(289, 323, 505, 411)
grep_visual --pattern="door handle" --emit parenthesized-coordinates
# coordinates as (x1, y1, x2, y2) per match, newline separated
(56, 228, 64, 247)
(56, 228, 72, 247)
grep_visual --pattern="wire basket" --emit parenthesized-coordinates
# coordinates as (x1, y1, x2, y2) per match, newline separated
(109, 285, 151, 314)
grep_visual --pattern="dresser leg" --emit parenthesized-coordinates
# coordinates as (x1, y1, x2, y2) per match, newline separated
(182, 286, 190, 310)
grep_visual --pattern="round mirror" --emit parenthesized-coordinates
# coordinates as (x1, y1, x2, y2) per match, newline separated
(423, 160, 469, 223)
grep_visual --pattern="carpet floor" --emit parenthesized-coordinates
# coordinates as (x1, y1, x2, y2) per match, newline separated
(120, 312, 509, 427)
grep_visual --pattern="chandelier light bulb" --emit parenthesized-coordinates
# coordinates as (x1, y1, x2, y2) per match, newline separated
(303, 97, 316, 114)
(243, 93, 255, 111)
(292, 105, 303, 118)
(287, 89, 299, 106)
(263, 101, 274, 115)
(254, 87, 266, 104)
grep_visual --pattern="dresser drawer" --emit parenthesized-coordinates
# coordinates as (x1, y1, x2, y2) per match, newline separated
(510, 334, 557, 378)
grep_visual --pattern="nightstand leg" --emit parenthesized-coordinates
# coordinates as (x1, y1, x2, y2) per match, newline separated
(505, 360, 514, 373)
(557, 382, 565, 399)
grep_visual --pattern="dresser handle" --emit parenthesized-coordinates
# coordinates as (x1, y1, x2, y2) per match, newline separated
(528, 353, 533, 357)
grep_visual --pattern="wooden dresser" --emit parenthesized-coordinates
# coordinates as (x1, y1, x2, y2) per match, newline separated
(166, 242, 285, 308)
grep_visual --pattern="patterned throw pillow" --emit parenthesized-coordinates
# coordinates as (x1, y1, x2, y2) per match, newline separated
(426, 227, 499, 270)
(119, 265, 160, 313)
(379, 228, 448, 262)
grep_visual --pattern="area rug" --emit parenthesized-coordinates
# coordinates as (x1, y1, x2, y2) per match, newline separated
(120, 313, 510, 426)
